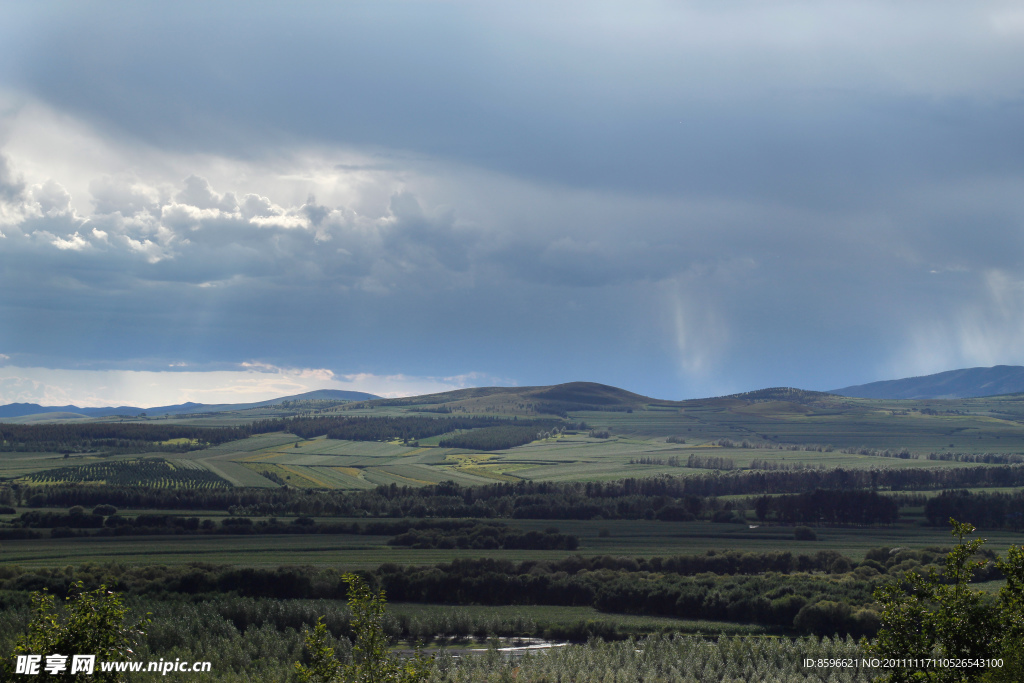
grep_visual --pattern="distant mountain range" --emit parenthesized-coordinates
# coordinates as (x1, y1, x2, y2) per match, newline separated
(832, 365, 1024, 400)
(5, 365, 1024, 422)
(0, 389, 380, 420)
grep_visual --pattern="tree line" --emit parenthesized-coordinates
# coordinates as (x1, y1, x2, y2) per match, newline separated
(923, 489, 1024, 530)
(0, 423, 250, 454)
(6, 466, 1024, 524)
(751, 490, 898, 526)
(8, 510, 582, 549)
(925, 451, 1024, 464)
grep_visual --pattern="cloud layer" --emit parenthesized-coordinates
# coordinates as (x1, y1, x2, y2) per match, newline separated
(2, 2, 1024, 403)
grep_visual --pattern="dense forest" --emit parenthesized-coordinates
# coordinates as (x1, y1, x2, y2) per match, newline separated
(0, 543, 992, 638)
(0, 423, 250, 454)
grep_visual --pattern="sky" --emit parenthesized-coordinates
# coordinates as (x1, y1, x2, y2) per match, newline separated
(2, 1, 1024, 406)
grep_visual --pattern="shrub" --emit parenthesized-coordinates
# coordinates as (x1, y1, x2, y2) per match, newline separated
(296, 574, 430, 683)
(870, 519, 1024, 682)
(2, 581, 147, 682)
(828, 557, 852, 574)
(793, 600, 851, 636)
(794, 526, 817, 541)
(711, 510, 736, 523)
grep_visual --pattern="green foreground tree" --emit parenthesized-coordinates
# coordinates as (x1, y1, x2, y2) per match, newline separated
(870, 519, 1024, 682)
(297, 573, 431, 683)
(4, 581, 147, 682)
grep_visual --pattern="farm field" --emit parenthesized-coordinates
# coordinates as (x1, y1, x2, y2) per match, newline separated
(5, 432, 1004, 491)
(3, 518, 1022, 568)
(7, 384, 1024, 491)
(2, 428, 1014, 492)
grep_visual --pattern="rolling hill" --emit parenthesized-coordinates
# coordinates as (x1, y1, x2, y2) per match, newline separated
(361, 381, 670, 414)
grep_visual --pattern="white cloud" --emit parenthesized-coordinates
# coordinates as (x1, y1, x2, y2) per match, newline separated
(50, 231, 89, 251)
(89, 174, 162, 216)
(0, 94, 412, 217)
(176, 174, 238, 212)
(0, 101, 488, 293)
(239, 193, 278, 219)
(31, 179, 74, 217)
(122, 235, 169, 263)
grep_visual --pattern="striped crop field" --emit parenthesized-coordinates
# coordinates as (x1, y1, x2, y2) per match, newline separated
(332, 466, 363, 478)
(277, 464, 335, 488)
(20, 458, 231, 488)
(197, 433, 302, 453)
(294, 465, 374, 489)
(201, 456, 279, 487)
(378, 463, 498, 486)
(292, 439, 417, 457)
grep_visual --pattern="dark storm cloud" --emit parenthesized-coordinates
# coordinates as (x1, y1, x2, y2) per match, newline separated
(3, 2, 1024, 400)
(10, 2, 1024, 202)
